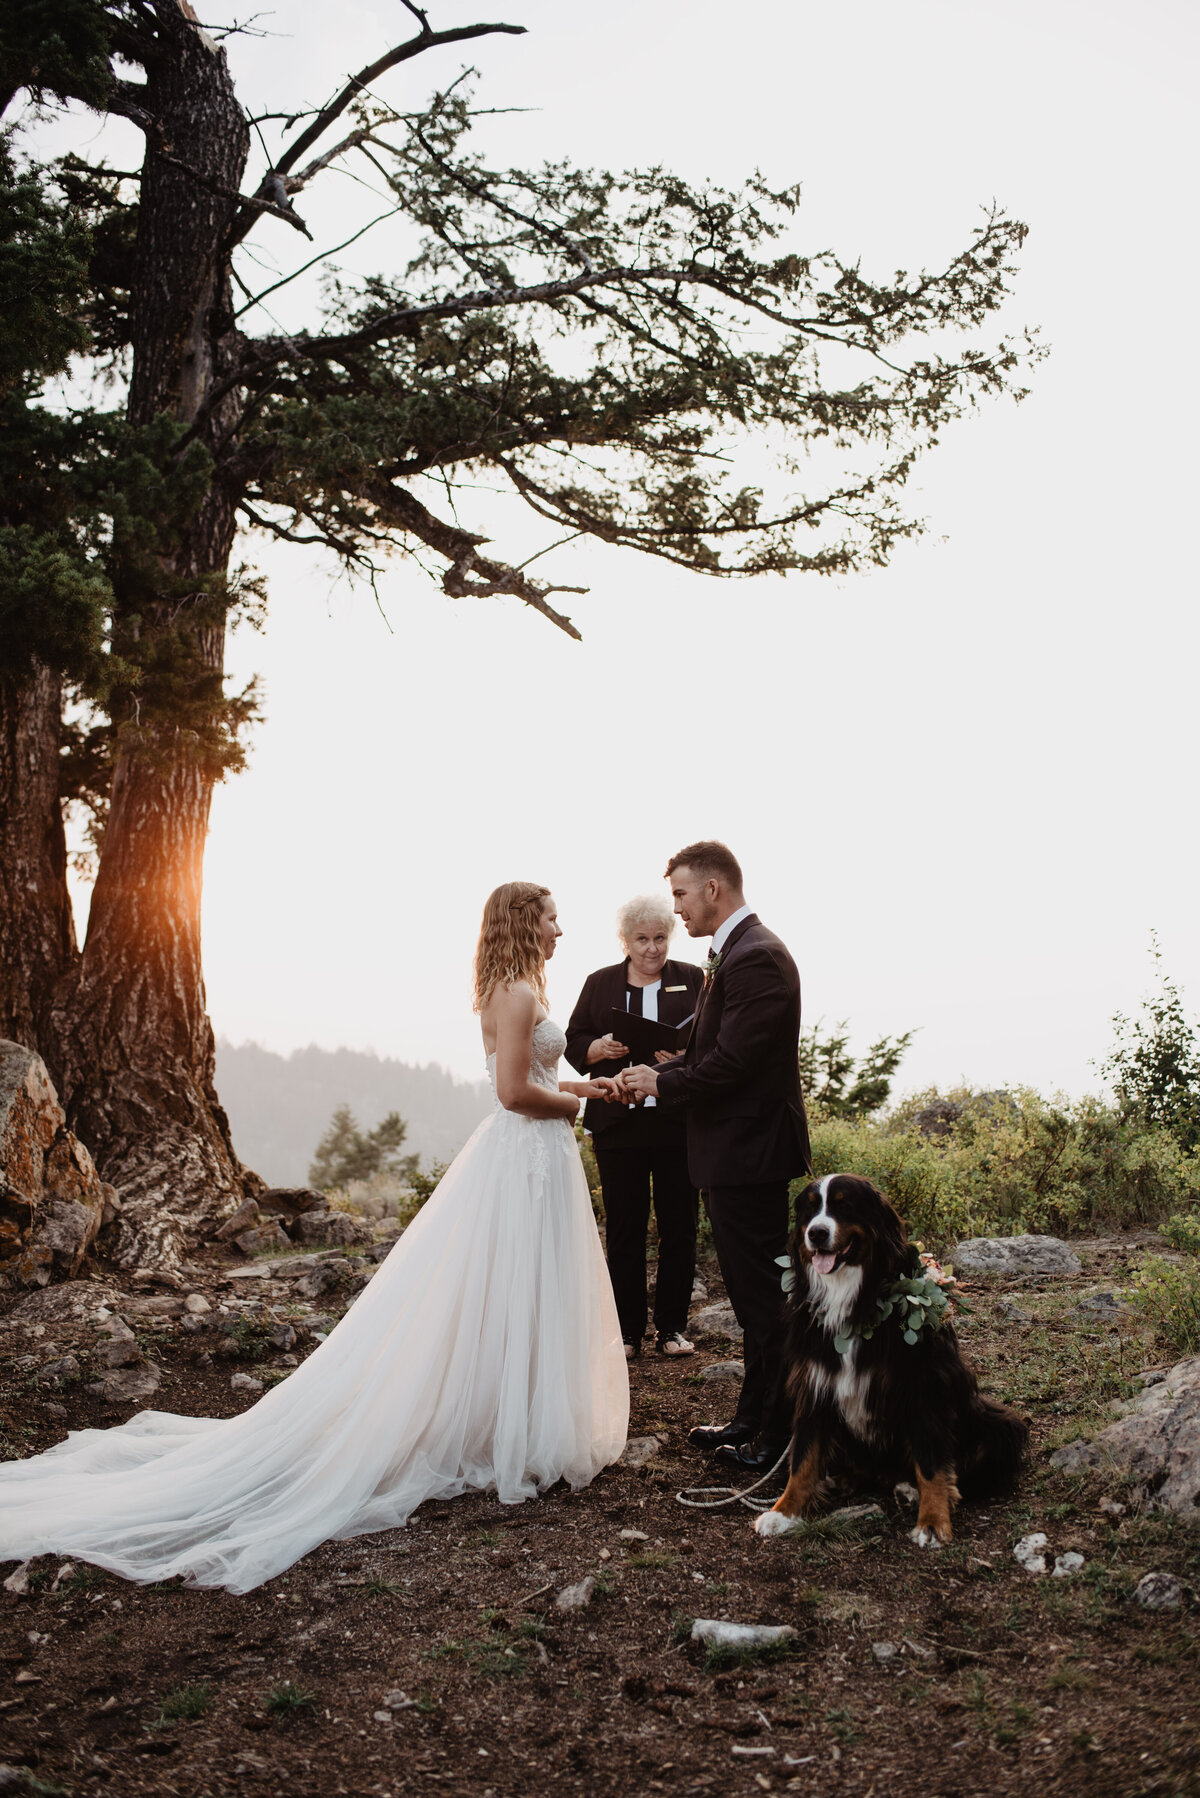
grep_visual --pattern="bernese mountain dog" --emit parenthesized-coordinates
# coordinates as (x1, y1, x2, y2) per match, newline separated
(754, 1173, 1027, 1548)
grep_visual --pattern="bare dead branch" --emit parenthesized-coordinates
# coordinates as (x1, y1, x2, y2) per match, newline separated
(261, 16, 527, 188)
(357, 480, 585, 637)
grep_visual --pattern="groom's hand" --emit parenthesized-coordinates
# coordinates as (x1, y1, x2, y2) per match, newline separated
(621, 1063, 660, 1101)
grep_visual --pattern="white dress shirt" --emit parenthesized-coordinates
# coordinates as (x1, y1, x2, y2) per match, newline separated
(626, 976, 660, 1106)
(711, 903, 753, 956)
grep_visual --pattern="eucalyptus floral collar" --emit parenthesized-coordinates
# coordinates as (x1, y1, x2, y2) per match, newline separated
(778, 1243, 967, 1356)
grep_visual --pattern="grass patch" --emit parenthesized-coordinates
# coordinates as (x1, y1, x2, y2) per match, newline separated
(363, 1577, 404, 1597)
(628, 1551, 678, 1570)
(701, 1636, 796, 1674)
(155, 1682, 212, 1725)
(264, 1680, 316, 1718)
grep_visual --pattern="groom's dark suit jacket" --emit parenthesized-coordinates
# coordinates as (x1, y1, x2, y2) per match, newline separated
(655, 914, 812, 1189)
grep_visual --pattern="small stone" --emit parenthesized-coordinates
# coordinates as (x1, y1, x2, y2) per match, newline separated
(2, 1562, 32, 1596)
(230, 1372, 263, 1393)
(1075, 1290, 1126, 1316)
(280, 1353, 299, 1368)
(871, 1641, 899, 1663)
(185, 1292, 210, 1314)
(997, 1298, 1033, 1324)
(1053, 1552, 1085, 1577)
(691, 1303, 743, 1342)
(42, 1401, 67, 1419)
(700, 1360, 745, 1384)
(619, 1435, 664, 1469)
(54, 1564, 76, 1588)
(690, 1619, 796, 1651)
(619, 1529, 649, 1541)
(1099, 1497, 1126, 1517)
(87, 1364, 160, 1404)
(1132, 1572, 1183, 1611)
(382, 1689, 415, 1711)
(13, 1669, 39, 1684)
(1013, 1532, 1049, 1575)
(690, 1280, 709, 1304)
(269, 1323, 296, 1351)
(101, 1337, 143, 1368)
(301, 1313, 337, 1336)
(556, 1576, 596, 1611)
(214, 1197, 262, 1241)
(598, 1548, 611, 1561)
(99, 1314, 135, 1341)
(373, 1710, 393, 1724)
(34, 1354, 79, 1384)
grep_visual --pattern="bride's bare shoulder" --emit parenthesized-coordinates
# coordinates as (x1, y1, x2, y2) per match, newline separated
(480, 981, 539, 1050)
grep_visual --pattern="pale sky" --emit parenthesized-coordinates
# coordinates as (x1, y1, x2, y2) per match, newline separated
(56, 0, 1199, 1098)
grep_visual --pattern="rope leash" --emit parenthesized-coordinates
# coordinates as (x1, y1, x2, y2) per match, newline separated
(675, 1446, 791, 1512)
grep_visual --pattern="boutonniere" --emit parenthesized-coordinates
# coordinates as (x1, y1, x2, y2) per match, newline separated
(703, 951, 723, 986)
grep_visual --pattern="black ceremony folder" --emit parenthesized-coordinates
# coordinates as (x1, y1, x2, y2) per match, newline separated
(609, 1008, 694, 1064)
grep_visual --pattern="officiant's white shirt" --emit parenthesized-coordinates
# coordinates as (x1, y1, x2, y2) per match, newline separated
(626, 976, 660, 1107)
(711, 903, 753, 955)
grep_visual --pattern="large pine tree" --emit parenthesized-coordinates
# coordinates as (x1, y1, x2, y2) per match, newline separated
(0, 0, 1039, 1268)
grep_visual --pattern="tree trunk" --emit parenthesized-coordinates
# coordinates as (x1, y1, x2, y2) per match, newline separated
(0, 659, 77, 1077)
(56, 6, 259, 1268)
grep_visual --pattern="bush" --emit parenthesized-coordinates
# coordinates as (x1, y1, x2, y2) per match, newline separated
(1127, 1256, 1200, 1355)
(800, 1087, 1200, 1247)
(1160, 1211, 1200, 1254)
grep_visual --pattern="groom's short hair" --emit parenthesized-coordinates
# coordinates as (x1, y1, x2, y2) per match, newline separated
(665, 840, 743, 891)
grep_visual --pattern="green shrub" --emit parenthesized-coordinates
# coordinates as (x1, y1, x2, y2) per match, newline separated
(801, 1088, 1199, 1247)
(1127, 1256, 1200, 1354)
(1159, 1211, 1200, 1254)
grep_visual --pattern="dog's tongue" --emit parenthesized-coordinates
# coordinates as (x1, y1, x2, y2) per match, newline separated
(812, 1251, 837, 1276)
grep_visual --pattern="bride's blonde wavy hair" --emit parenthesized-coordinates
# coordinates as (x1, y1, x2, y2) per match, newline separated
(473, 882, 552, 1012)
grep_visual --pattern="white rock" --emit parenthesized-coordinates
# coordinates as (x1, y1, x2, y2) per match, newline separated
(382, 1689, 416, 1711)
(691, 1303, 743, 1341)
(230, 1372, 263, 1393)
(690, 1619, 796, 1650)
(871, 1641, 899, 1663)
(619, 1435, 664, 1468)
(1132, 1571, 1183, 1611)
(700, 1360, 745, 1384)
(1053, 1552, 1085, 1577)
(185, 1293, 210, 1314)
(951, 1235, 1082, 1277)
(2, 1562, 32, 1597)
(1050, 1355, 1200, 1516)
(372, 1710, 393, 1724)
(619, 1529, 649, 1541)
(556, 1576, 596, 1611)
(1013, 1532, 1049, 1574)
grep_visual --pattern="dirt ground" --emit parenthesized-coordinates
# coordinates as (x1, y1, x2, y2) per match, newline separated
(1, 1230, 1198, 1798)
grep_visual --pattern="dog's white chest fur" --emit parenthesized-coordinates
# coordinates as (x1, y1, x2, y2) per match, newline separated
(807, 1264, 873, 1440)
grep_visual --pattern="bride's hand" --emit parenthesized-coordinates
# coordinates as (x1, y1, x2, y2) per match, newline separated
(586, 1076, 627, 1104)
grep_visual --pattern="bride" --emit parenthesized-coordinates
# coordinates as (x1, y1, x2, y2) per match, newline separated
(0, 883, 629, 1593)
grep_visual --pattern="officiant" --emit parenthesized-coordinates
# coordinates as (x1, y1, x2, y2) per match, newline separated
(565, 898, 704, 1360)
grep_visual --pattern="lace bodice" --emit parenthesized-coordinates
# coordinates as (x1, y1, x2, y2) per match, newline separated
(487, 1017, 567, 1107)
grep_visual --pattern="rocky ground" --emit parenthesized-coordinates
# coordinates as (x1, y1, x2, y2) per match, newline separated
(1, 1230, 1198, 1798)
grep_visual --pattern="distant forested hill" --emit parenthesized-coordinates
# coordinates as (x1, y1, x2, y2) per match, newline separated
(215, 1040, 492, 1187)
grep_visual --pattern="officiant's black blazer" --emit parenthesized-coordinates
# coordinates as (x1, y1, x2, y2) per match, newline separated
(655, 914, 812, 1189)
(565, 957, 704, 1138)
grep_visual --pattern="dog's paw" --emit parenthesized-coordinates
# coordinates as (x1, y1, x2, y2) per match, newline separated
(910, 1523, 948, 1550)
(754, 1508, 804, 1539)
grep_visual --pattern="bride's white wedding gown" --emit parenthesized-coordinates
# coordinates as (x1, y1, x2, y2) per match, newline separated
(0, 1020, 628, 1593)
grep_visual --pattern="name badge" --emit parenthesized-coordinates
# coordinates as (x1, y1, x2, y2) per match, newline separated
(664, 985, 687, 992)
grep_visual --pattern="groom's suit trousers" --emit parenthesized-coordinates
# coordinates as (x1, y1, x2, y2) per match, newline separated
(704, 1179, 791, 1440)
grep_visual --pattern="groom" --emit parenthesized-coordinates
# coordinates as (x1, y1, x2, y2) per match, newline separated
(619, 840, 812, 1472)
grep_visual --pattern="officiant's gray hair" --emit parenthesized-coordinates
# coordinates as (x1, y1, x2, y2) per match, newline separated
(616, 895, 676, 946)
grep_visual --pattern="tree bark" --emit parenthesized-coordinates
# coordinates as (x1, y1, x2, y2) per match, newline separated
(0, 660, 77, 1077)
(55, 5, 259, 1268)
